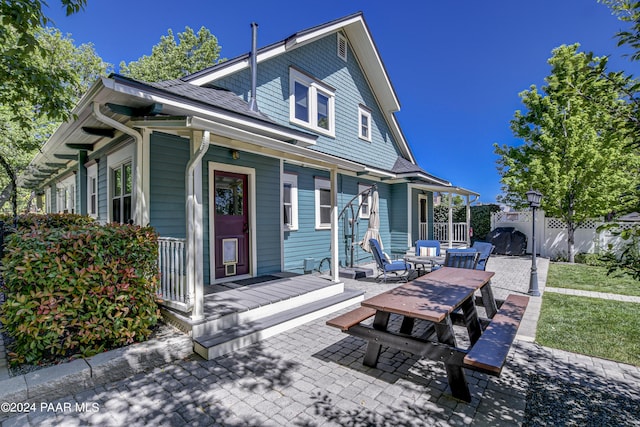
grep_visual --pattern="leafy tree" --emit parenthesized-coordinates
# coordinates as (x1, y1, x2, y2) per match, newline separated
(495, 44, 640, 263)
(119, 26, 224, 81)
(0, 0, 88, 127)
(0, 27, 109, 217)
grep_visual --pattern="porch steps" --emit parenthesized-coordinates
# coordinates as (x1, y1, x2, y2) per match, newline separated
(161, 276, 351, 338)
(193, 289, 364, 360)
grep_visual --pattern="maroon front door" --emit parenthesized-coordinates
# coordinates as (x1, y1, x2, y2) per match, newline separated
(214, 171, 249, 279)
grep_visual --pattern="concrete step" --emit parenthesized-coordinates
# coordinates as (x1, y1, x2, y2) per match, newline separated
(193, 289, 365, 360)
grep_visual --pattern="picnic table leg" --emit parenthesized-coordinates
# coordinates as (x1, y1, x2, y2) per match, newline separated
(443, 352, 471, 402)
(435, 317, 471, 402)
(400, 317, 415, 334)
(480, 282, 498, 318)
(363, 311, 390, 367)
(459, 297, 482, 345)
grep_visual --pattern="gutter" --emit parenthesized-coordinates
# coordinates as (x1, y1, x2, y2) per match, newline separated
(91, 102, 145, 224)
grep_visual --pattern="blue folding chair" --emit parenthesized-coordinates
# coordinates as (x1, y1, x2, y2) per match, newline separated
(471, 241, 495, 271)
(444, 249, 480, 270)
(415, 240, 441, 257)
(369, 238, 412, 282)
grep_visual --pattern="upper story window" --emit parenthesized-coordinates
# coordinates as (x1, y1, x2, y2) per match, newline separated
(289, 68, 335, 137)
(283, 173, 298, 231)
(358, 105, 372, 142)
(314, 177, 331, 230)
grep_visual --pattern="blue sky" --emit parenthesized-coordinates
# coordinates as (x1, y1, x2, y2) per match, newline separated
(45, 0, 640, 204)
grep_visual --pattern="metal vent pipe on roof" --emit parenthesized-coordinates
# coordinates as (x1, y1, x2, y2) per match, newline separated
(249, 22, 259, 112)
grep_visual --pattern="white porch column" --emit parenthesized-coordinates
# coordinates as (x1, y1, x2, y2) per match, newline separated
(330, 167, 339, 282)
(448, 192, 453, 249)
(466, 194, 471, 246)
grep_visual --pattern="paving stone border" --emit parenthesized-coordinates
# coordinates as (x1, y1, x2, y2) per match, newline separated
(0, 325, 191, 420)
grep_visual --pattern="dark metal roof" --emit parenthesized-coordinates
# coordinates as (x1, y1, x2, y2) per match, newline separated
(140, 77, 275, 122)
(391, 156, 451, 185)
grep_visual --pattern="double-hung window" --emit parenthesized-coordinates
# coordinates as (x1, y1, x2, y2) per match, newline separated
(283, 173, 298, 231)
(112, 162, 132, 224)
(315, 177, 332, 229)
(358, 105, 372, 142)
(87, 163, 98, 218)
(358, 183, 372, 219)
(290, 68, 335, 137)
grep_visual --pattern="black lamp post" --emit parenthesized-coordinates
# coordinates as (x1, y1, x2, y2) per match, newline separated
(526, 189, 543, 296)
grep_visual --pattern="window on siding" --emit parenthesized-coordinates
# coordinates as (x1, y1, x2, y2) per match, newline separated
(56, 175, 75, 213)
(283, 173, 298, 231)
(358, 105, 372, 142)
(358, 184, 372, 219)
(87, 163, 98, 217)
(290, 68, 335, 137)
(112, 162, 132, 224)
(315, 177, 332, 229)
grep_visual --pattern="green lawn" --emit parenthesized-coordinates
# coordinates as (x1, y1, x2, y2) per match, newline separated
(537, 263, 640, 366)
(546, 262, 640, 297)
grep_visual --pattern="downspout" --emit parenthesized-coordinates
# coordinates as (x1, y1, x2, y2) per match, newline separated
(91, 102, 144, 224)
(186, 130, 210, 321)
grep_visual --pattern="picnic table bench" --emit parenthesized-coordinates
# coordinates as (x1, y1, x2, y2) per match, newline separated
(326, 267, 529, 402)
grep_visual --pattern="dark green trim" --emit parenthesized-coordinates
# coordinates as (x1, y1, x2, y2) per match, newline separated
(65, 143, 95, 151)
(82, 127, 115, 138)
(106, 102, 163, 117)
(54, 154, 77, 160)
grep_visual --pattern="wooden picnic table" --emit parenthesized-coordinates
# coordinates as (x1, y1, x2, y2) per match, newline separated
(327, 267, 529, 402)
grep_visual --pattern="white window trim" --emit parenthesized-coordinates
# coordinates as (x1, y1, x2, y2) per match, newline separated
(107, 144, 135, 224)
(315, 177, 331, 230)
(87, 163, 98, 218)
(358, 184, 372, 219)
(289, 68, 335, 137)
(283, 172, 298, 231)
(358, 105, 372, 142)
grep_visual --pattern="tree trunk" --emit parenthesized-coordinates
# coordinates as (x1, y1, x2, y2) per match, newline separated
(0, 182, 13, 210)
(567, 224, 576, 263)
(0, 154, 18, 224)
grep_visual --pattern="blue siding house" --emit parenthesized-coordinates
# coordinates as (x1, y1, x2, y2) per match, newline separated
(23, 13, 478, 355)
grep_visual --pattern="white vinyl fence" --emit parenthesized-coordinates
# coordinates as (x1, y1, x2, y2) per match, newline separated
(490, 210, 635, 259)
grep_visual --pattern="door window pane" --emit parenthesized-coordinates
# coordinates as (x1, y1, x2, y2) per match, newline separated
(215, 175, 244, 216)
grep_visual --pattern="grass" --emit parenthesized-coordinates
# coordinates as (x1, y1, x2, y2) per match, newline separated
(537, 263, 640, 366)
(546, 262, 640, 296)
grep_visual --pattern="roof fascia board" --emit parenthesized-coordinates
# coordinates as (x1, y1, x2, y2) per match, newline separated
(188, 116, 365, 173)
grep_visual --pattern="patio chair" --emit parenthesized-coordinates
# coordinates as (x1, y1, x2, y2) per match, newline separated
(369, 238, 413, 282)
(471, 241, 495, 271)
(415, 240, 441, 257)
(443, 249, 480, 270)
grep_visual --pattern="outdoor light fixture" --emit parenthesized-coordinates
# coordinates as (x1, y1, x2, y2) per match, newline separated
(526, 189, 543, 296)
(231, 150, 240, 160)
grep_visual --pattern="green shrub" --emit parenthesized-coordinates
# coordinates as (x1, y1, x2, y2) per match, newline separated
(0, 222, 160, 366)
(0, 212, 96, 230)
(574, 252, 608, 266)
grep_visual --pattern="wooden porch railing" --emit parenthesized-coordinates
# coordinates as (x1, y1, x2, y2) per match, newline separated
(158, 237, 191, 312)
(432, 222, 469, 244)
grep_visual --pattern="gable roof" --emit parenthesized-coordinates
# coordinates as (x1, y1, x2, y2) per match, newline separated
(182, 12, 416, 164)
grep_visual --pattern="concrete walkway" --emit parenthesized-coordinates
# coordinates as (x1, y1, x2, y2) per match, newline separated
(2, 256, 640, 426)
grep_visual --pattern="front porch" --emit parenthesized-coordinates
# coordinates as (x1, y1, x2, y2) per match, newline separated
(158, 262, 365, 360)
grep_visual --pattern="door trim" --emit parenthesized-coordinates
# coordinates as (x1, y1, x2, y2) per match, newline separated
(208, 162, 257, 284)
